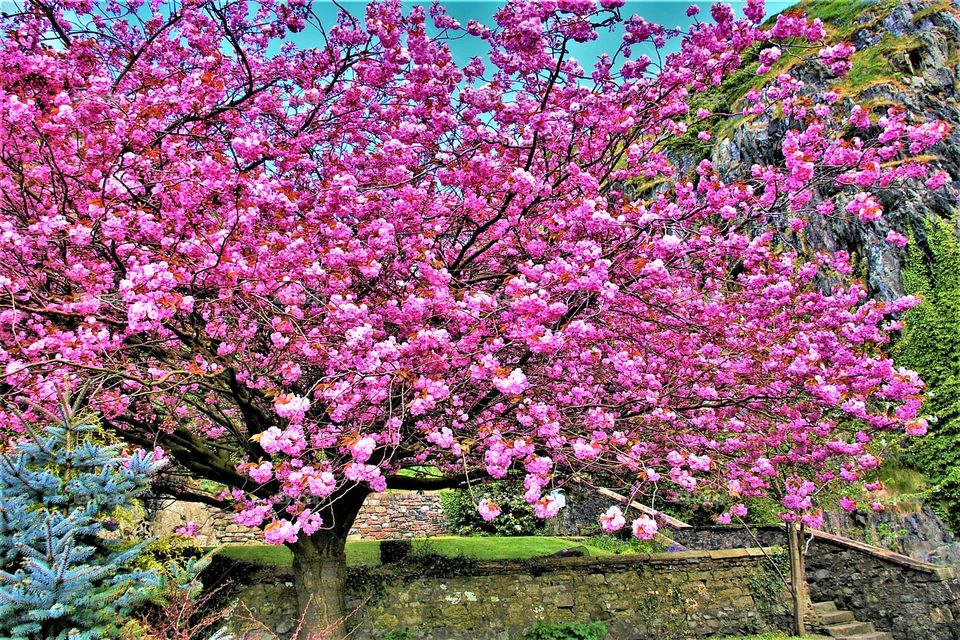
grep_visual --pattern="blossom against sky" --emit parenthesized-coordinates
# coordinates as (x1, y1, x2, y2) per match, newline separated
(308, 1, 797, 67)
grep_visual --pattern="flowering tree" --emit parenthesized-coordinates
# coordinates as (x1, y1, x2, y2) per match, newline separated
(0, 0, 947, 634)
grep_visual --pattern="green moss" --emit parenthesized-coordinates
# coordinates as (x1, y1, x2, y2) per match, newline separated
(743, 549, 788, 629)
(658, 45, 764, 161)
(871, 463, 928, 501)
(792, 0, 897, 37)
(215, 535, 617, 568)
(840, 34, 922, 95)
(912, 0, 960, 24)
(893, 215, 960, 531)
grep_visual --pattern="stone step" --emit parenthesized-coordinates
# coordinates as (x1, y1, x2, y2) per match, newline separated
(817, 609, 856, 625)
(824, 621, 876, 638)
(809, 599, 891, 640)
(813, 600, 838, 613)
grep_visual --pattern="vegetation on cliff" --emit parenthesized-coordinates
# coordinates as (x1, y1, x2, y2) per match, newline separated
(894, 217, 960, 530)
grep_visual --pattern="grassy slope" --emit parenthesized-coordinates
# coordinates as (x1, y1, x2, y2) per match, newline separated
(663, 0, 906, 162)
(216, 535, 619, 567)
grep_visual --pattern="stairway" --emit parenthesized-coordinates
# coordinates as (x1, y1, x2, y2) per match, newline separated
(810, 601, 893, 640)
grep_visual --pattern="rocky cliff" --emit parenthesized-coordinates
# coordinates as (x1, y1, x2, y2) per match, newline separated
(702, 0, 960, 566)
(821, 502, 960, 566)
(711, 0, 960, 301)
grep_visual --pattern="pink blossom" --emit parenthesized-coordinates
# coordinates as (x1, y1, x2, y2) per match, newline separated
(275, 394, 310, 422)
(572, 439, 600, 460)
(670, 468, 697, 491)
(839, 497, 858, 512)
(258, 426, 306, 457)
(236, 505, 272, 528)
(533, 496, 560, 519)
(478, 499, 501, 521)
(926, 170, 950, 189)
(845, 192, 882, 222)
(688, 454, 711, 472)
(0, 0, 943, 555)
(298, 511, 324, 535)
(850, 105, 871, 128)
(247, 461, 273, 484)
(264, 519, 301, 545)
(905, 418, 928, 436)
(493, 368, 530, 395)
(885, 230, 908, 248)
(349, 436, 377, 463)
(599, 506, 626, 532)
(306, 469, 337, 497)
(175, 521, 199, 538)
(427, 427, 457, 451)
(801, 512, 824, 528)
(819, 42, 855, 76)
(743, 0, 765, 23)
(631, 515, 659, 540)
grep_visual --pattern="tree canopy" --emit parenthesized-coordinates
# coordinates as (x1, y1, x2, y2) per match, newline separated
(0, 0, 948, 632)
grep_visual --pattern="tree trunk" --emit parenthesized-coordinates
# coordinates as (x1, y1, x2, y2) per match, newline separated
(290, 531, 350, 639)
(787, 521, 811, 636)
(287, 486, 369, 640)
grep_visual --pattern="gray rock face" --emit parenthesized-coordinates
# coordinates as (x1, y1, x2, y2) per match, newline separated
(711, 0, 960, 302)
(822, 504, 960, 568)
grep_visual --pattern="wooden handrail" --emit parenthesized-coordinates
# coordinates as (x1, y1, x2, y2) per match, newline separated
(595, 487, 692, 529)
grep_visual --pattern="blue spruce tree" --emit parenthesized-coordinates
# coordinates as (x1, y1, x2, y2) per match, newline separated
(0, 398, 167, 640)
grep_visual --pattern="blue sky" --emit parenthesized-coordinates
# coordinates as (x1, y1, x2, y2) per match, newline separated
(307, 1, 799, 67)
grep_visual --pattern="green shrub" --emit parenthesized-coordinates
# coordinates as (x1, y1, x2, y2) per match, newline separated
(440, 479, 544, 536)
(586, 534, 659, 555)
(517, 621, 607, 640)
(403, 544, 479, 576)
(383, 628, 413, 640)
(380, 539, 413, 564)
(894, 216, 960, 531)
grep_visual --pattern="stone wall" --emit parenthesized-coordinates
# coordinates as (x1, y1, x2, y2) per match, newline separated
(151, 490, 449, 544)
(669, 525, 960, 640)
(230, 548, 789, 640)
(150, 499, 247, 546)
(349, 490, 448, 540)
(543, 486, 612, 537)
